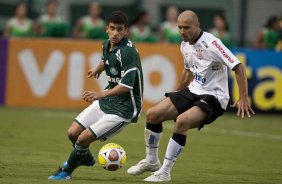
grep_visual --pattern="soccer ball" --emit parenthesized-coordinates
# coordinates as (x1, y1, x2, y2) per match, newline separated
(98, 143, 126, 171)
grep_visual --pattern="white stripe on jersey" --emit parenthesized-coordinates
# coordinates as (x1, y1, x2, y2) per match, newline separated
(119, 67, 143, 120)
(119, 82, 133, 89)
(180, 31, 240, 109)
(130, 90, 137, 120)
(115, 49, 122, 66)
(119, 67, 138, 89)
(136, 68, 143, 117)
(123, 67, 138, 76)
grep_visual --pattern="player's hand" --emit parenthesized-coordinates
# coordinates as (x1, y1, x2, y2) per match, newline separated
(230, 98, 255, 118)
(87, 68, 100, 79)
(82, 91, 103, 103)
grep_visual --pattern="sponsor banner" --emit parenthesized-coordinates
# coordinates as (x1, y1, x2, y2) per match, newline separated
(230, 49, 282, 112)
(0, 39, 8, 105)
(6, 38, 182, 109)
(5, 38, 282, 112)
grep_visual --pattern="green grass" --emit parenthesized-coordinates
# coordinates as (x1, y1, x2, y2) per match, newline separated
(0, 107, 281, 184)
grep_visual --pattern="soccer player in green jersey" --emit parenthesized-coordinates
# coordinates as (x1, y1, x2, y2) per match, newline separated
(49, 10, 143, 180)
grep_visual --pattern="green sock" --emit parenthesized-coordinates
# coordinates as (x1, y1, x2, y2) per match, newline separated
(63, 144, 89, 174)
(81, 149, 93, 162)
(71, 140, 75, 148)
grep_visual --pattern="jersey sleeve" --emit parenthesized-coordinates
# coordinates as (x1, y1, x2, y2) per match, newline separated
(119, 47, 140, 89)
(209, 38, 240, 70)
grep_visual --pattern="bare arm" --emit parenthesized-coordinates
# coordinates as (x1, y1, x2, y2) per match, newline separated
(231, 64, 255, 117)
(175, 68, 194, 91)
(72, 19, 85, 38)
(88, 61, 105, 79)
(33, 20, 43, 35)
(252, 31, 265, 49)
(83, 84, 130, 103)
(83, 61, 131, 103)
(3, 24, 11, 38)
(158, 27, 165, 42)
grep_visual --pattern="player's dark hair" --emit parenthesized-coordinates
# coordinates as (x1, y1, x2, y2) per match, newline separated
(107, 10, 129, 28)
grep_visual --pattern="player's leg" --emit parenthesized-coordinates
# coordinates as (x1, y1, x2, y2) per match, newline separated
(66, 101, 105, 167)
(145, 94, 224, 182)
(144, 106, 206, 182)
(145, 97, 179, 163)
(127, 97, 179, 175)
(67, 100, 104, 144)
(67, 122, 85, 146)
(63, 113, 130, 176)
(87, 114, 130, 141)
(49, 101, 103, 180)
(61, 128, 97, 176)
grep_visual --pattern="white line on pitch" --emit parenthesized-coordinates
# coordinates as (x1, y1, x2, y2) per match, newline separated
(203, 127, 282, 141)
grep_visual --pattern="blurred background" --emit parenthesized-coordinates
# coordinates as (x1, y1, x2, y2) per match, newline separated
(0, 0, 282, 112)
(0, 1, 282, 184)
(0, 0, 282, 47)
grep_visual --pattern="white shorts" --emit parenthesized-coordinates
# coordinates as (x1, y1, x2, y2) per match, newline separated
(75, 101, 131, 141)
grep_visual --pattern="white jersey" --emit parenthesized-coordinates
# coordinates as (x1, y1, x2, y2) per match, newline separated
(180, 31, 240, 109)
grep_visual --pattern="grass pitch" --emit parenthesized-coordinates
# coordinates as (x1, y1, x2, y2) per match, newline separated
(0, 107, 281, 184)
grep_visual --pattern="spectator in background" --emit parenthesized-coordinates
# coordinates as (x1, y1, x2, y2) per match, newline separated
(129, 10, 157, 43)
(72, 1, 107, 40)
(275, 16, 282, 51)
(209, 15, 234, 48)
(159, 6, 181, 44)
(36, 0, 69, 37)
(253, 16, 280, 50)
(3, 1, 34, 38)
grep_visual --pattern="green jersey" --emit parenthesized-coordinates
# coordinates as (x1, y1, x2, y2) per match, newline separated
(160, 21, 182, 44)
(81, 16, 107, 39)
(130, 26, 157, 43)
(38, 14, 69, 37)
(262, 28, 280, 49)
(99, 37, 143, 122)
(7, 17, 33, 37)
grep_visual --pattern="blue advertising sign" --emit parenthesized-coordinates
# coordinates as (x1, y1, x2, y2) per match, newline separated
(230, 49, 282, 112)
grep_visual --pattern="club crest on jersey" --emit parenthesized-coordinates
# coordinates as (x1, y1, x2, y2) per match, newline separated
(110, 67, 118, 75)
(196, 48, 203, 60)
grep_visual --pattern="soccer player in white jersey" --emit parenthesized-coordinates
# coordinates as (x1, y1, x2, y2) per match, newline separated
(127, 10, 254, 182)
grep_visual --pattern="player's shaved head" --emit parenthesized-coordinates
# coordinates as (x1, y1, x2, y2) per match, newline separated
(178, 10, 199, 25)
(177, 10, 201, 43)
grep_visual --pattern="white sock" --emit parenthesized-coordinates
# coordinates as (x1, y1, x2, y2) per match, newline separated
(145, 128, 162, 164)
(159, 138, 184, 174)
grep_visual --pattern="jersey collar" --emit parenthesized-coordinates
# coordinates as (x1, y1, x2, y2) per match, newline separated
(192, 30, 203, 45)
(105, 37, 128, 52)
